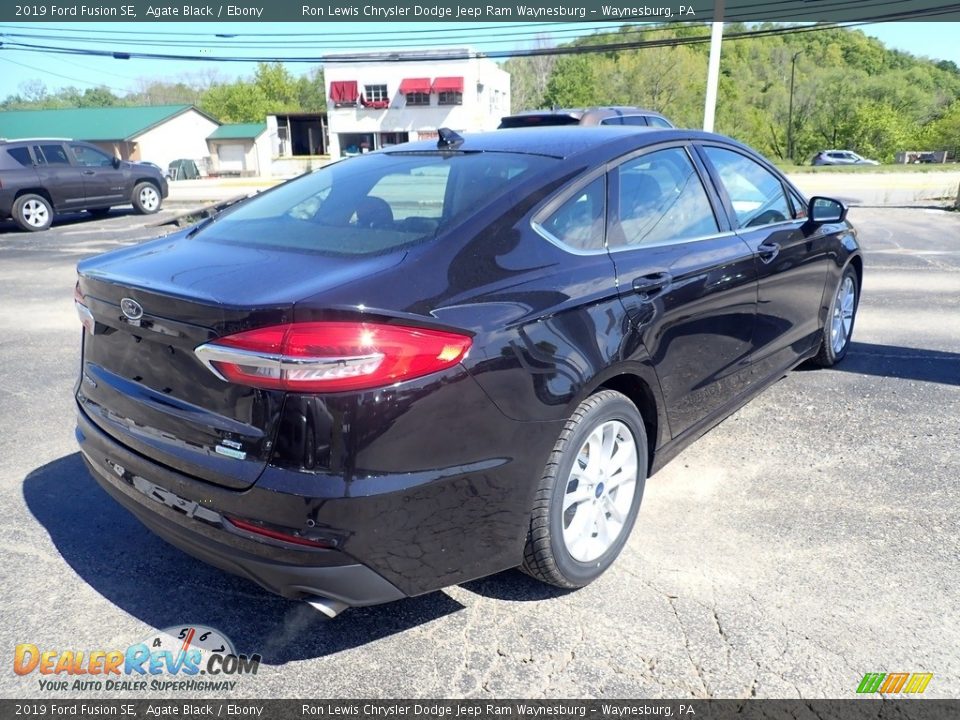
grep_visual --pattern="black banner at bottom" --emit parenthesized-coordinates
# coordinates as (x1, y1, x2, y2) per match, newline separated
(3, 699, 959, 720)
(0, 698, 960, 720)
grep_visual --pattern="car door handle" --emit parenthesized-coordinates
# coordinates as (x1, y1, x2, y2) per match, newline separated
(632, 272, 671, 298)
(82, 170, 96, 175)
(757, 241, 780, 263)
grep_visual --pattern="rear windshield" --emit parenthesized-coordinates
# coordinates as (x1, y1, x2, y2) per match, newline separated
(498, 115, 580, 129)
(195, 151, 554, 255)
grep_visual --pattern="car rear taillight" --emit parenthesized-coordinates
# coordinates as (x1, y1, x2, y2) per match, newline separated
(74, 283, 95, 334)
(194, 321, 472, 393)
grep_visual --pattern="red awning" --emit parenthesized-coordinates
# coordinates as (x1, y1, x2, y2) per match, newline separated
(399, 78, 431, 94)
(330, 80, 359, 104)
(431, 76, 464, 93)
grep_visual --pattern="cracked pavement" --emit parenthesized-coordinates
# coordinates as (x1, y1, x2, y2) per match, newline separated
(0, 200, 958, 699)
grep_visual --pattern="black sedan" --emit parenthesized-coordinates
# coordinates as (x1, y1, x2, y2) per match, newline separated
(74, 127, 861, 616)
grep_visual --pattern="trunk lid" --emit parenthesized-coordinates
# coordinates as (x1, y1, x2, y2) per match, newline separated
(76, 231, 404, 490)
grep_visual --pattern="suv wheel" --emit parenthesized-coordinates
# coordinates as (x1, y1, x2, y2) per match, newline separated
(132, 182, 161, 214)
(521, 390, 647, 588)
(12, 194, 54, 232)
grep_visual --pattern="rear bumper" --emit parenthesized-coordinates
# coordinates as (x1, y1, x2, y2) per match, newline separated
(77, 408, 404, 607)
(76, 386, 560, 603)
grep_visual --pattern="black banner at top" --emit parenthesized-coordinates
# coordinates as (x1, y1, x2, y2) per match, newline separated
(2, 0, 959, 23)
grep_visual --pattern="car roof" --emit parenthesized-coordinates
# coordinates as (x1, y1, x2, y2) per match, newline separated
(383, 126, 747, 161)
(505, 106, 666, 118)
(0, 137, 74, 143)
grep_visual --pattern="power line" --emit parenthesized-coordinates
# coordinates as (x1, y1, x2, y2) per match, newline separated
(0, 20, 629, 38)
(0, 23, 669, 50)
(3, 7, 957, 65)
(0, 56, 130, 92)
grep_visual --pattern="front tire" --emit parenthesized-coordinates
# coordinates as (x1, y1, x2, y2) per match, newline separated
(12, 193, 53, 232)
(131, 182, 161, 214)
(813, 264, 859, 367)
(522, 390, 647, 589)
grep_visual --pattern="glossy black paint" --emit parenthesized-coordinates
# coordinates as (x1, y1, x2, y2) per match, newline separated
(76, 127, 860, 605)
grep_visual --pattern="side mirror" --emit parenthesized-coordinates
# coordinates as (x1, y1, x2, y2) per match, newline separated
(112, 156, 121, 169)
(808, 196, 847, 224)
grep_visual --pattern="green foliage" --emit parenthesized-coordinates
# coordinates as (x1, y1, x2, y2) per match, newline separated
(509, 23, 960, 163)
(543, 55, 603, 107)
(2, 24, 956, 163)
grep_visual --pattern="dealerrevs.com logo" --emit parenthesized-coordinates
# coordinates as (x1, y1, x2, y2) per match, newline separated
(14, 625, 261, 693)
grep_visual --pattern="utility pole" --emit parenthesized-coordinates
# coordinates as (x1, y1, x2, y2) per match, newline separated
(703, 0, 725, 132)
(787, 51, 801, 162)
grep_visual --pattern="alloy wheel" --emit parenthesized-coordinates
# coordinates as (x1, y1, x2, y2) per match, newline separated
(831, 276, 856, 355)
(22, 199, 50, 228)
(561, 420, 638, 563)
(139, 186, 160, 211)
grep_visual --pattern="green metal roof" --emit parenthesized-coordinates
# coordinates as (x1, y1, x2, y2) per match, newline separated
(207, 122, 267, 140)
(0, 105, 209, 142)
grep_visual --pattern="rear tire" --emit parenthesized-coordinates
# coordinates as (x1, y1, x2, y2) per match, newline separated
(131, 182, 161, 214)
(813, 264, 859, 367)
(522, 390, 647, 589)
(12, 193, 53, 232)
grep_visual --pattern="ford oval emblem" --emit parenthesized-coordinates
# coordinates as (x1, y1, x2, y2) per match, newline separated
(120, 297, 144, 321)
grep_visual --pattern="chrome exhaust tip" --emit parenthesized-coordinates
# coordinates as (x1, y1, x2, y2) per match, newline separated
(306, 596, 349, 618)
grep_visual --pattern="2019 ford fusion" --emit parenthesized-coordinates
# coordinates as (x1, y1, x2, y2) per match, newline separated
(75, 127, 861, 617)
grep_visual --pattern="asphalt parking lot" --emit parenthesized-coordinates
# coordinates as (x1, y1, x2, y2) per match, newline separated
(0, 199, 957, 700)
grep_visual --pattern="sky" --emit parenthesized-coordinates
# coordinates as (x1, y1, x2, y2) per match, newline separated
(0, 21, 958, 100)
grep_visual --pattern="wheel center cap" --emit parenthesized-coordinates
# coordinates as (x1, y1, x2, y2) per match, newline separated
(595, 482, 605, 498)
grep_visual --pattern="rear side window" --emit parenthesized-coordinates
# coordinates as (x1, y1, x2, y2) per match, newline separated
(611, 147, 719, 248)
(4, 146, 33, 166)
(621, 116, 649, 127)
(702, 146, 791, 229)
(196, 152, 554, 255)
(537, 176, 606, 252)
(34, 144, 71, 165)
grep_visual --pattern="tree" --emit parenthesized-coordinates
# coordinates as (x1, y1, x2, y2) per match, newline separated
(201, 82, 271, 123)
(543, 55, 602, 108)
(296, 66, 327, 112)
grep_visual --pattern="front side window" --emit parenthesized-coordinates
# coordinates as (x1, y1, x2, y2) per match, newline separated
(537, 176, 605, 252)
(620, 116, 649, 127)
(702, 146, 791, 229)
(438, 91, 463, 106)
(611, 147, 719, 248)
(71, 144, 114, 167)
(195, 151, 554, 256)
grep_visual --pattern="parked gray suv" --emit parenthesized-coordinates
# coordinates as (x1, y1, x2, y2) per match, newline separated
(499, 106, 674, 129)
(0, 139, 168, 232)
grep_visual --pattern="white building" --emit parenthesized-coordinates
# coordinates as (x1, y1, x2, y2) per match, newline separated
(206, 122, 272, 176)
(324, 49, 510, 159)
